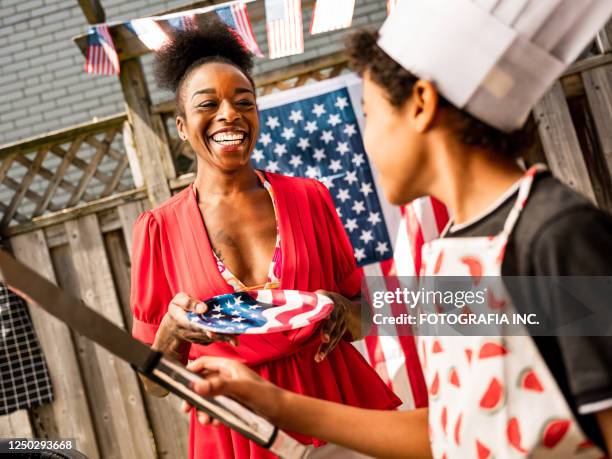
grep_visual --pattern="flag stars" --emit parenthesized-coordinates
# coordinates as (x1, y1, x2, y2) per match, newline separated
(345, 218, 358, 232)
(211, 313, 224, 319)
(352, 200, 366, 214)
(289, 155, 303, 169)
(313, 148, 326, 162)
(289, 109, 303, 123)
(360, 182, 373, 197)
(329, 159, 343, 173)
(231, 316, 245, 322)
(336, 142, 350, 155)
(360, 230, 374, 244)
(344, 170, 358, 185)
(335, 96, 349, 110)
(343, 124, 356, 137)
(354, 248, 366, 262)
(320, 130, 334, 144)
(281, 127, 295, 141)
(312, 103, 326, 117)
(252, 149, 264, 163)
(305, 165, 320, 179)
(259, 132, 272, 146)
(368, 212, 382, 225)
(304, 120, 318, 134)
(328, 113, 342, 126)
(336, 207, 343, 218)
(274, 143, 287, 156)
(336, 188, 351, 203)
(376, 241, 390, 256)
(266, 160, 280, 173)
(266, 116, 280, 129)
(319, 176, 335, 189)
(297, 137, 310, 150)
(352, 153, 365, 167)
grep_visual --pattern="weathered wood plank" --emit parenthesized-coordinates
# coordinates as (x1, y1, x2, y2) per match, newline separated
(117, 200, 148, 255)
(533, 81, 596, 202)
(10, 230, 100, 458)
(151, 113, 177, 180)
(65, 215, 156, 459)
(49, 144, 128, 195)
(32, 136, 86, 216)
(119, 59, 172, 207)
(0, 114, 126, 161)
(2, 188, 147, 238)
(122, 121, 144, 189)
(0, 410, 33, 438)
(67, 132, 113, 208)
(1, 149, 49, 228)
(169, 173, 196, 191)
(85, 134, 123, 163)
(583, 65, 612, 180)
(101, 154, 129, 198)
(104, 228, 190, 458)
(76, 0, 105, 24)
(144, 395, 190, 459)
(595, 20, 612, 54)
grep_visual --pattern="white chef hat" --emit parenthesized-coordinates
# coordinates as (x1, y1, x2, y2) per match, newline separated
(378, 0, 612, 132)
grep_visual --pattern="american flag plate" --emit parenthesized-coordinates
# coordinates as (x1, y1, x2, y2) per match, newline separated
(186, 290, 334, 334)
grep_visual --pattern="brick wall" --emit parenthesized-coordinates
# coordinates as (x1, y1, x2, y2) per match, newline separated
(0, 0, 386, 145)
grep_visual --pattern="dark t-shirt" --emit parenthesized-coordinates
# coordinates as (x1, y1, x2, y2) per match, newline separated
(447, 172, 612, 449)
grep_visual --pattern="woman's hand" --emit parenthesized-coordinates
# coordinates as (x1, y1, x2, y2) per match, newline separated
(161, 292, 237, 346)
(181, 356, 283, 425)
(314, 290, 364, 362)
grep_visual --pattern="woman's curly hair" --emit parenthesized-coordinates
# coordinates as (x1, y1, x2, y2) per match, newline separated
(346, 29, 537, 159)
(154, 15, 255, 114)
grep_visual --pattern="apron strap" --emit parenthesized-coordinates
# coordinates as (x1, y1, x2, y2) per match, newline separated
(500, 163, 548, 237)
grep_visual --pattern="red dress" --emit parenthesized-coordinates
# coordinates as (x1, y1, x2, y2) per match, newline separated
(130, 172, 401, 458)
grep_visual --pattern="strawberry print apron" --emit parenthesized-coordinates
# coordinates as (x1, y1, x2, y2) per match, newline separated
(419, 166, 604, 458)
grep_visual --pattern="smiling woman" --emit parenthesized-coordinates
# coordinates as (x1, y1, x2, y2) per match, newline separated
(129, 16, 400, 459)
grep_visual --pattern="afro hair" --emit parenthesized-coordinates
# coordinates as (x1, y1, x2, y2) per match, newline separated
(154, 15, 254, 110)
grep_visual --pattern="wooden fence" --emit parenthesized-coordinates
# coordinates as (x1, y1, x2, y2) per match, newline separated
(0, 52, 352, 459)
(1, 45, 612, 459)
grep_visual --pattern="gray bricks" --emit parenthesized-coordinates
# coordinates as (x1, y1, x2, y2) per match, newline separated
(0, 0, 386, 146)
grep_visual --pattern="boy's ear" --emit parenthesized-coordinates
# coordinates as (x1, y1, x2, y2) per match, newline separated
(408, 79, 439, 133)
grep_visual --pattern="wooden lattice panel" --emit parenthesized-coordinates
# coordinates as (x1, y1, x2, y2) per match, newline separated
(0, 117, 135, 230)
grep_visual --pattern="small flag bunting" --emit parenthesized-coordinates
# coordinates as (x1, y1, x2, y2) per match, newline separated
(387, 0, 402, 15)
(216, 3, 263, 57)
(310, 0, 355, 35)
(129, 18, 170, 51)
(265, 0, 304, 59)
(84, 24, 119, 75)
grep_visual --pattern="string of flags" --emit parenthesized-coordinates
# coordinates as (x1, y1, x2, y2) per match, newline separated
(84, 0, 396, 76)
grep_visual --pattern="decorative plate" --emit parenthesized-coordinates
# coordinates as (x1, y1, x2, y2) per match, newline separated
(186, 289, 333, 334)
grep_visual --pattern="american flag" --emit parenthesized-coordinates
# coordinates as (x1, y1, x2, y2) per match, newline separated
(310, 0, 355, 35)
(265, 0, 304, 59)
(216, 3, 264, 58)
(129, 18, 170, 51)
(387, 0, 402, 15)
(84, 25, 119, 75)
(187, 290, 333, 334)
(128, 15, 197, 52)
(256, 74, 450, 410)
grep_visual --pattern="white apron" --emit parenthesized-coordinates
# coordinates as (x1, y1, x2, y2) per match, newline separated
(418, 166, 604, 458)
